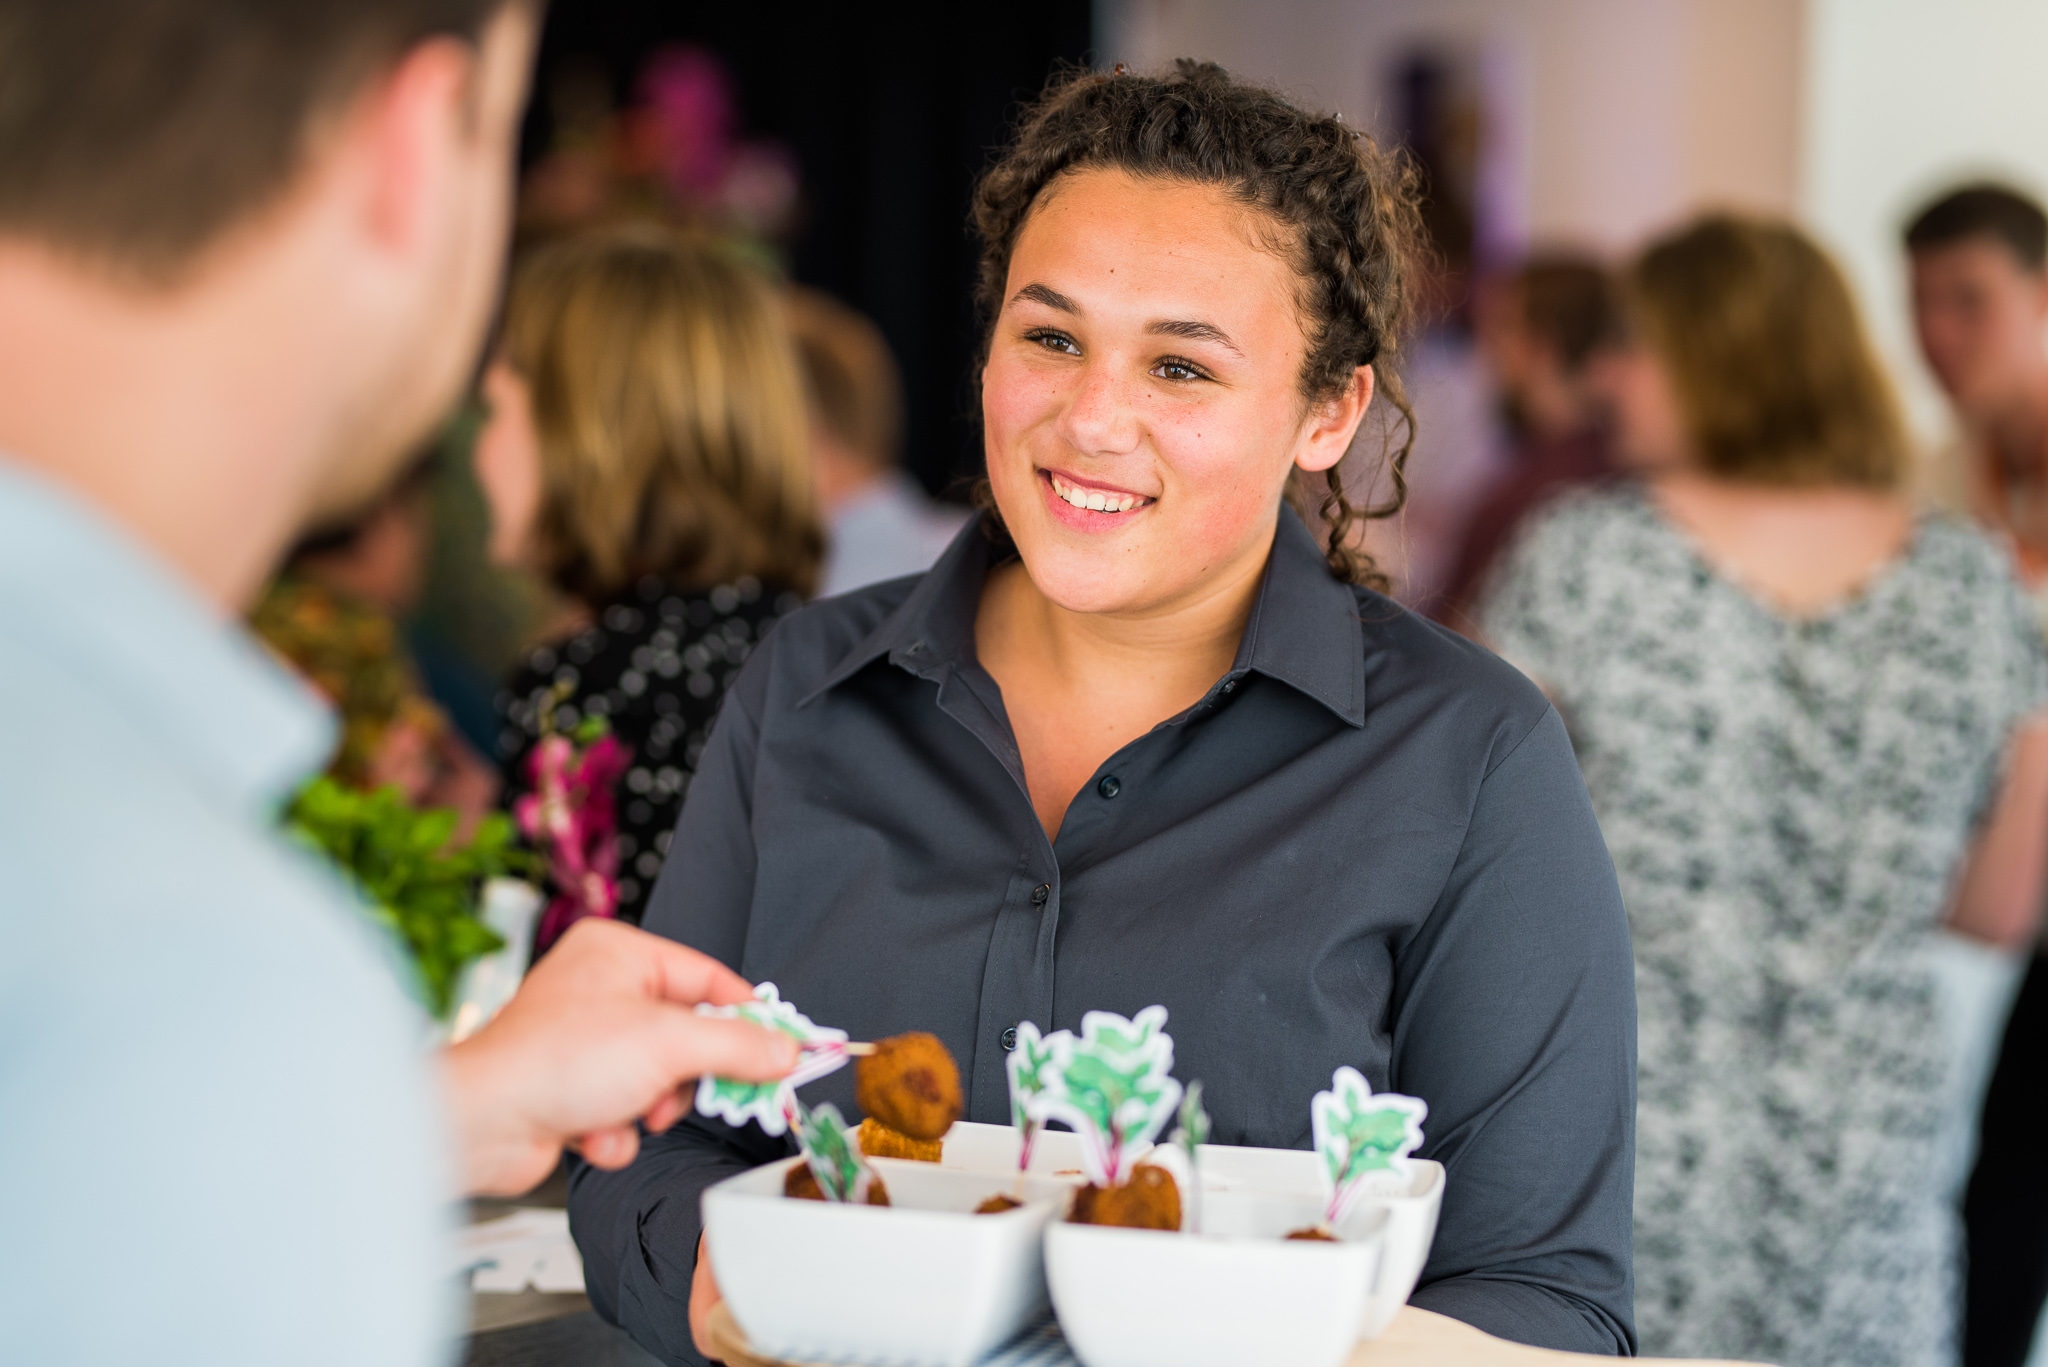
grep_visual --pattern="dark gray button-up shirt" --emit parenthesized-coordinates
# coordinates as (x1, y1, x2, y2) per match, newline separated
(569, 510, 1637, 1362)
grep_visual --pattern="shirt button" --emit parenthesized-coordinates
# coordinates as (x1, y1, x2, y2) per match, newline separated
(1001, 1027, 1018, 1051)
(1031, 884, 1051, 905)
(1098, 775, 1122, 799)
(1221, 679, 1237, 694)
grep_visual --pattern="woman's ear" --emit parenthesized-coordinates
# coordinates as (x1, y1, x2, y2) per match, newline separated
(1295, 365, 1376, 474)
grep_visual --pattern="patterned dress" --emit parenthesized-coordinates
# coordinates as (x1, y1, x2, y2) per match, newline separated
(496, 575, 803, 924)
(1480, 484, 2048, 1367)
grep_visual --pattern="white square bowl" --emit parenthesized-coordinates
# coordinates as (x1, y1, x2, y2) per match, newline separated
(701, 1155, 1068, 1367)
(939, 1121, 1442, 1337)
(1045, 1187, 1385, 1367)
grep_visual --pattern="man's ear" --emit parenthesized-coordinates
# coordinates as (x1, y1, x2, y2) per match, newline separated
(353, 36, 476, 260)
(1295, 365, 1376, 475)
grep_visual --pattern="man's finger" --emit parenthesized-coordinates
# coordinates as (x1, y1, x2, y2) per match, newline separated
(603, 923, 758, 1008)
(648, 1012, 799, 1088)
(643, 1087, 690, 1135)
(578, 1125, 641, 1170)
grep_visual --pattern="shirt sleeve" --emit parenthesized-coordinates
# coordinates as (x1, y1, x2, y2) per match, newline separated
(1394, 704, 1639, 1355)
(566, 642, 779, 1366)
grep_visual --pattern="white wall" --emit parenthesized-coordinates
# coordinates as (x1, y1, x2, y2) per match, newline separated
(1094, 0, 1802, 258)
(1801, 0, 2048, 444)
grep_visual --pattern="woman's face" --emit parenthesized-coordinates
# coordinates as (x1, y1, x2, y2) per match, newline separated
(981, 169, 1368, 617)
(473, 358, 543, 567)
(1595, 343, 1691, 472)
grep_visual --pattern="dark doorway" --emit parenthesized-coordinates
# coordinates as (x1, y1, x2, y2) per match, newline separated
(522, 2, 1096, 500)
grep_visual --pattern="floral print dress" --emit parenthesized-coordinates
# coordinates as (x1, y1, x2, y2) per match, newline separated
(1480, 484, 2048, 1367)
(497, 575, 802, 924)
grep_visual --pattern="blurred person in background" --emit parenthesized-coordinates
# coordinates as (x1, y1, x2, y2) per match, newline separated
(1482, 214, 2048, 1367)
(252, 458, 500, 831)
(1436, 254, 1620, 632)
(1908, 184, 2048, 581)
(788, 286, 968, 596)
(476, 227, 821, 930)
(0, 4, 802, 1362)
(1907, 181, 2048, 1367)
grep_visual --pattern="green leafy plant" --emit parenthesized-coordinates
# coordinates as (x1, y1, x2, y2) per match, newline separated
(287, 777, 530, 1019)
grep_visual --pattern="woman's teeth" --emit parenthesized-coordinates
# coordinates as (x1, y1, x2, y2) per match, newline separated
(1050, 474, 1144, 513)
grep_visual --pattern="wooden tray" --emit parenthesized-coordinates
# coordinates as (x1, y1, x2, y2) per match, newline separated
(702, 1302, 1771, 1367)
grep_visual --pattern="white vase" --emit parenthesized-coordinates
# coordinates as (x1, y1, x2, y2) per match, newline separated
(443, 877, 544, 1044)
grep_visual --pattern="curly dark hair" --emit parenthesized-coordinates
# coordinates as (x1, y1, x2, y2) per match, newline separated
(970, 59, 1427, 588)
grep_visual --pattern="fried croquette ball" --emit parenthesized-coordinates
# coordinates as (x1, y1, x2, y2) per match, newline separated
(1284, 1226, 1338, 1241)
(783, 1162, 891, 1205)
(975, 1195, 1024, 1215)
(857, 1116, 943, 1163)
(1068, 1163, 1181, 1231)
(854, 1031, 962, 1142)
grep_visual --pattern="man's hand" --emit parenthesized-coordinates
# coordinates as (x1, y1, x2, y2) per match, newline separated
(440, 918, 797, 1196)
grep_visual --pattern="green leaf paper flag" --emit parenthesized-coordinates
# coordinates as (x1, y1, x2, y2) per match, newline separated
(1171, 1080, 1210, 1234)
(693, 983, 854, 1136)
(795, 1101, 880, 1204)
(1034, 1005, 1183, 1188)
(1005, 1020, 1064, 1183)
(1311, 1066, 1428, 1225)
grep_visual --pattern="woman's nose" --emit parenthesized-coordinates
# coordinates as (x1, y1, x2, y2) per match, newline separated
(1057, 360, 1141, 458)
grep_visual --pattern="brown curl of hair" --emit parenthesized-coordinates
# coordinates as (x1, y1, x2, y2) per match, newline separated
(968, 59, 1428, 588)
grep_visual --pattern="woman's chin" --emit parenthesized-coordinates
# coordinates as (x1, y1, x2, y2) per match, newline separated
(1014, 544, 1162, 617)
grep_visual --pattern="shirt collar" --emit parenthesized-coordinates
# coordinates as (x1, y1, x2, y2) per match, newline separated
(804, 504, 1367, 727)
(0, 459, 336, 819)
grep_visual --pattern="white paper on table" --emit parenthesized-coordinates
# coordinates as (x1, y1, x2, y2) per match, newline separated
(459, 1207, 585, 1293)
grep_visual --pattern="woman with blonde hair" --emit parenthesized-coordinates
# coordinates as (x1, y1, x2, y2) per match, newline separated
(1482, 214, 2048, 1367)
(474, 225, 822, 927)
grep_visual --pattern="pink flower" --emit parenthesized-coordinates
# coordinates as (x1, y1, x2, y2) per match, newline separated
(637, 45, 735, 205)
(515, 732, 631, 955)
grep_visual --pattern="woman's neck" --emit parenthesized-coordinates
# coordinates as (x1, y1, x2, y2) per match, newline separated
(1649, 469, 1912, 618)
(973, 522, 1273, 838)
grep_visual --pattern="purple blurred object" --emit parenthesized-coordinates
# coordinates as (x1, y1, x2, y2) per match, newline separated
(638, 45, 736, 205)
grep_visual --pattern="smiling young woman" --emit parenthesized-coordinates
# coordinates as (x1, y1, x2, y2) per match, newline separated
(567, 62, 1640, 1363)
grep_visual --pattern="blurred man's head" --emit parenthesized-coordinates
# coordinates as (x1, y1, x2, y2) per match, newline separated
(1475, 255, 1619, 440)
(0, 0, 535, 602)
(1905, 183, 2048, 419)
(786, 288, 905, 513)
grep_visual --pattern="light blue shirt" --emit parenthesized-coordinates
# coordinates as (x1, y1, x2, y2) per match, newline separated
(818, 474, 971, 599)
(0, 462, 456, 1363)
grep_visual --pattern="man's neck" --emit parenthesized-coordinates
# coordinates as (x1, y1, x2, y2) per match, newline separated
(0, 240, 334, 614)
(1970, 369, 2048, 475)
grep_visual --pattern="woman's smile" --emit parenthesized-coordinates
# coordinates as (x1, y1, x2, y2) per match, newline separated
(1039, 467, 1156, 525)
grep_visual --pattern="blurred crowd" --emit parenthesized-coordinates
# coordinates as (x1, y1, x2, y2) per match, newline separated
(220, 37, 2048, 1367)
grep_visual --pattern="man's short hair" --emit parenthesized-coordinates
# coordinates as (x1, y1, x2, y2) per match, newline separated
(1904, 182, 2048, 272)
(786, 288, 904, 472)
(0, 0, 506, 283)
(1513, 255, 1620, 375)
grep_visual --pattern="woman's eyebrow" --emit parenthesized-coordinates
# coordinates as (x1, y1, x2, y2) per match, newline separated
(1011, 281, 1080, 313)
(1148, 318, 1244, 357)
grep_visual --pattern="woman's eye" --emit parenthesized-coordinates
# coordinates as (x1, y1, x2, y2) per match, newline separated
(1153, 358, 1204, 382)
(1024, 329, 1080, 356)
